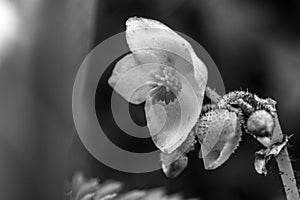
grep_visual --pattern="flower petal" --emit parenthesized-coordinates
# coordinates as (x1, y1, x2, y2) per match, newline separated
(125, 16, 207, 113)
(145, 100, 179, 150)
(145, 74, 200, 153)
(126, 17, 193, 70)
(108, 54, 161, 104)
(190, 51, 208, 100)
(160, 132, 195, 168)
(109, 17, 208, 154)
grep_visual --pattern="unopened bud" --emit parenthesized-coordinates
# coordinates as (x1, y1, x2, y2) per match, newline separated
(247, 110, 274, 137)
(162, 156, 188, 178)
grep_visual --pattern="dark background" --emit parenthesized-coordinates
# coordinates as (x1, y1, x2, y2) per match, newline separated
(0, 0, 300, 200)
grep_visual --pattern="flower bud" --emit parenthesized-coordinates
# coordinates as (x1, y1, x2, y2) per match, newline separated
(162, 155, 188, 178)
(196, 109, 242, 170)
(247, 110, 274, 137)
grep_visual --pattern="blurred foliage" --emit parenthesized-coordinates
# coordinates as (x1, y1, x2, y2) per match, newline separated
(68, 172, 199, 200)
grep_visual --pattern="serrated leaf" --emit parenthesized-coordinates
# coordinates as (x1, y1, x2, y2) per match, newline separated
(199, 109, 242, 170)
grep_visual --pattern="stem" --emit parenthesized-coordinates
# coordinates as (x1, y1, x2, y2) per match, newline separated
(205, 86, 300, 200)
(273, 116, 299, 200)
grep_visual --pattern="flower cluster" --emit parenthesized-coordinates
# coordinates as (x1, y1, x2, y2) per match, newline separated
(109, 17, 287, 178)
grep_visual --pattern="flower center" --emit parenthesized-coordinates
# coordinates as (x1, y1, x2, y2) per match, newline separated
(150, 66, 182, 104)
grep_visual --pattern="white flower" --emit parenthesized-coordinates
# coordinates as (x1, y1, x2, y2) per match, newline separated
(108, 17, 207, 154)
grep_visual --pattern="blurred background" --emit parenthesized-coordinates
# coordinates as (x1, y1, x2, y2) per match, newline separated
(0, 0, 300, 200)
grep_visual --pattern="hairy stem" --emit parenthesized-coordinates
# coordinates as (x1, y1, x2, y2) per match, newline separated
(205, 86, 299, 200)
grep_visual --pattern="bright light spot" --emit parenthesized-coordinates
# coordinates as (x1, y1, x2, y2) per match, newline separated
(0, 0, 19, 62)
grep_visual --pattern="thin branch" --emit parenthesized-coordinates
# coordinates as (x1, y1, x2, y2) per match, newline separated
(273, 116, 300, 200)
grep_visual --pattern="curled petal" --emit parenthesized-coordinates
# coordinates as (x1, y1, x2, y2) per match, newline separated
(108, 54, 161, 104)
(254, 150, 268, 175)
(190, 51, 209, 101)
(254, 135, 291, 175)
(145, 74, 200, 153)
(145, 100, 179, 152)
